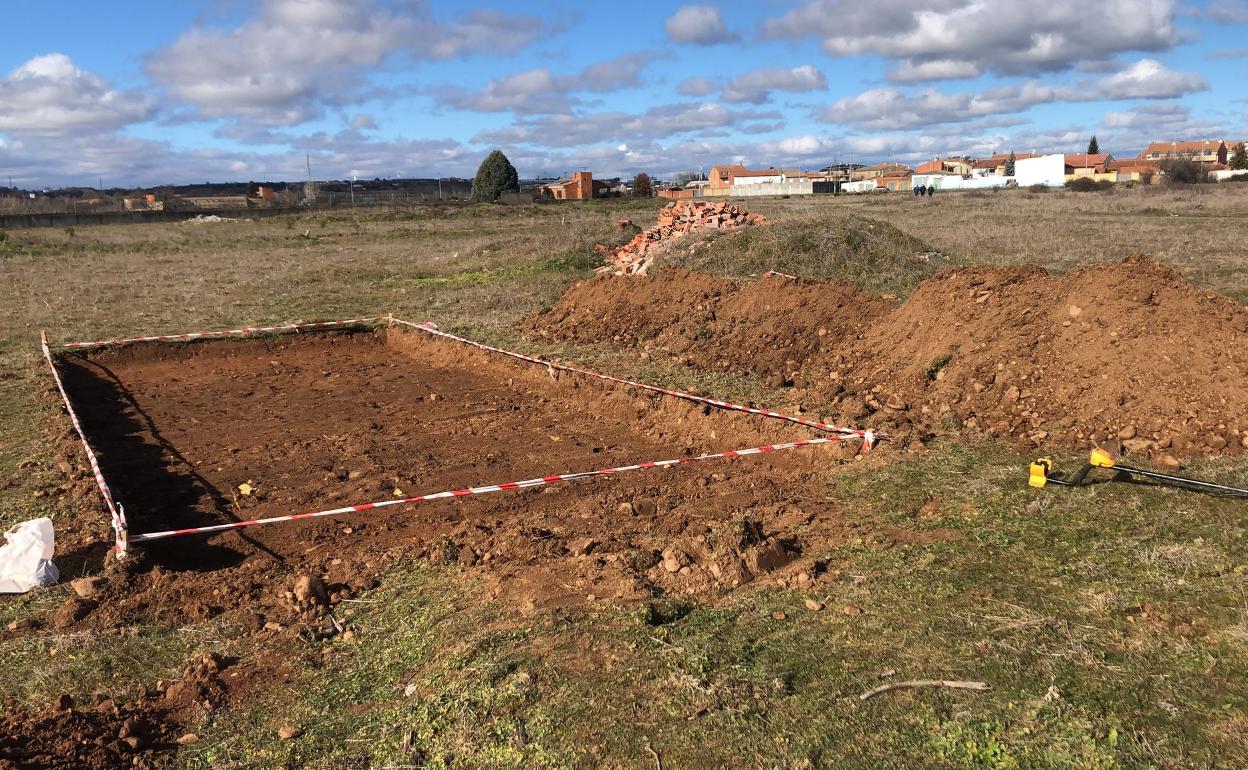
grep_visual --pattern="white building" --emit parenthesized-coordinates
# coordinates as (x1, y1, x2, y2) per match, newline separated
(842, 179, 877, 194)
(1014, 154, 1066, 187)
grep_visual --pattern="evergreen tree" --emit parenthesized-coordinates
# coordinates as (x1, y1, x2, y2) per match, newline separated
(1005, 151, 1016, 176)
(632, 172, 654, 197)
(471, 150, 519, 202)
(1087, 135, 1100, 155)
(1231, 142, 1248, 170)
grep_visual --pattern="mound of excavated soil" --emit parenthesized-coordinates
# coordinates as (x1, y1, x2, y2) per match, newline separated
(529, 255, 1248, 462)
(527, 269, 892, 383)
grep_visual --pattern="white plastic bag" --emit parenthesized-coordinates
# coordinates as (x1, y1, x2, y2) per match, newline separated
(0, 518, 59, 594)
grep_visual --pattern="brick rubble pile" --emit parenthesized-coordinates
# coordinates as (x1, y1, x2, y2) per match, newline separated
(595, 200, 770, 275)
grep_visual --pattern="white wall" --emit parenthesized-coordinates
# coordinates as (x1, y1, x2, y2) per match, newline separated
(733, 175, 784, 186)
(843, 180, 877, 193)
(1014, 154, 1066, 187)
(1212, 169, 1248, 181)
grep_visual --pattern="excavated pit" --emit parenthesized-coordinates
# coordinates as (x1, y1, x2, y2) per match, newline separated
(45, 327, 864, 632)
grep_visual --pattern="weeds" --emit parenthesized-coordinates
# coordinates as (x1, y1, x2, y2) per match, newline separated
(669, 211, 939, 296)
(926, 352, 953, 380)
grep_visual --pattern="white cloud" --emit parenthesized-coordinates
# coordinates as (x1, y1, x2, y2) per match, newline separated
(763, 0, 1179, 80)
(438, 52, 663, 114)
(351, 113, 377, 130)
(676, 76, 720, 97)
(146, 0, 545, 126)
(1101, 101, 1192, 128)
(665, 5, 739, 45)
(473, 102, 782, 148)
(1096, 58, 1208, 98)
(1206, 1, 1248, 22)
(0, 54, 155, 136)
(1098, 102, 1229, 153)
(823, 59, 1209, 131)
(0, 126, 478, 188)
(578, 52, 664, 92)
(888, 58, 982, 82)
(722, 65, 828, 104)
(823, 81, 1072, 130)
(441, 69, 577, 114)
(425, 9, 545, 59)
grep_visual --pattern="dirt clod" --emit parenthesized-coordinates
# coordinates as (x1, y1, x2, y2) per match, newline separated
(51, 597, 96, 629)
(293, 575, 327, 605)
(70, 576, 107, 599)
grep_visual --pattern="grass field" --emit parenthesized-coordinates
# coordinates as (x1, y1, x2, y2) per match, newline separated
(2, 185, 1247, 768)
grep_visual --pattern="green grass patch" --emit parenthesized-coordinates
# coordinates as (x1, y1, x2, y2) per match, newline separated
(670, 212, 942, 296)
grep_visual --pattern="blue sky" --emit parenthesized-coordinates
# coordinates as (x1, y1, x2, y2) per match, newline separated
(1, 0, 1245, 187)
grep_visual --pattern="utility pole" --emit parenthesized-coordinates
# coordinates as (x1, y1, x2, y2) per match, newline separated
(350, 175, 356, 206)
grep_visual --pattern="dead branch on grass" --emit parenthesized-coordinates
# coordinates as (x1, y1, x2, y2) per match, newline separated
(859, 679, 989, 701)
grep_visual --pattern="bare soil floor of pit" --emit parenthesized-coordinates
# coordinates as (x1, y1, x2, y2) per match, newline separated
(50, 328, 864, 632)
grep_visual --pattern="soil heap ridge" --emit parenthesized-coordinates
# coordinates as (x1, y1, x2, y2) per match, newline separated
(527, 268, 892, 382)
(528, 254, 1248, 461)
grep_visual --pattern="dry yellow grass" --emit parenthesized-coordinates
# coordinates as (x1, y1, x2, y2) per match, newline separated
(1, 189, 1247, 768)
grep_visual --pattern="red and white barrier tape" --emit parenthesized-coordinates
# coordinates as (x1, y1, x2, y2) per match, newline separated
(53, 316, 388, 350)
(43, 312, 874, 551)
(762, 270, 800, 280)
(393, 319, 875, 447)
(40, 332, 128, 557)
(130, 437, 839, 543)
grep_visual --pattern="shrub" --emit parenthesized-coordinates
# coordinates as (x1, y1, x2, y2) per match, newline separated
(1066, 177, 1113, 192)
(1160, 158, 1208, 184)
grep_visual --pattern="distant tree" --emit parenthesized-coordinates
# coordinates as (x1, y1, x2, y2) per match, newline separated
(632, 172, 654, 197)
(1087, 135, 1100, 155)
(673, 171, 701, 186)
(245, 181, 259, 196)
(1231, 142, 1248, 170)
(471, 150, 520, 203)
(1004, 151, 1016, 176)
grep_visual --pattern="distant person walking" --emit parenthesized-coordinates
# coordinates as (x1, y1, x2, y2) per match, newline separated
(926, 184, 934, 198)
(913, 185, 923, 197)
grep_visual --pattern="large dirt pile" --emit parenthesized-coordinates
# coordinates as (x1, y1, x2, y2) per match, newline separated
(529, 255, 1248, 462)
(595, 200, 769, 275)
(528, 269, 892, 381)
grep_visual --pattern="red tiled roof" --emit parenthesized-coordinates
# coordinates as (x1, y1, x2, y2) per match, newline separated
(1141, 140, 1225, 156)
(1064, 153, 1111, 167)
(1106, 159, 1160, 172)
